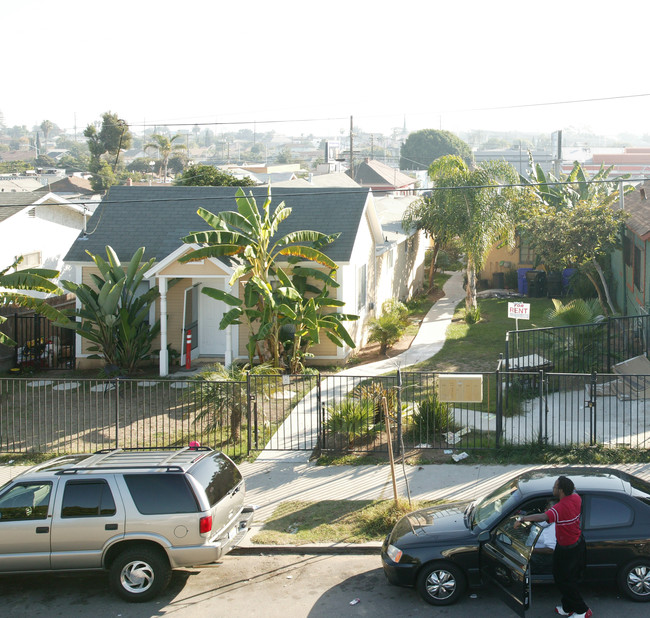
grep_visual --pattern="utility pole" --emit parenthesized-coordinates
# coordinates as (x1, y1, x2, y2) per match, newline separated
(349, 115, 354, 178)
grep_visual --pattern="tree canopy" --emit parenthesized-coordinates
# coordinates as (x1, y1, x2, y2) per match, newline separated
(520, 160, 631, 313)
(427, 155, 521, 311)
(145, 133, 186, 180)
(175, 164, 256, 187)
(400, 129, 473, 170)
(84, 112, 132, 192)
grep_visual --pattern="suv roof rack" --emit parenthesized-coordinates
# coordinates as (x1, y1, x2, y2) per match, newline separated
(56, 465, 184, 475)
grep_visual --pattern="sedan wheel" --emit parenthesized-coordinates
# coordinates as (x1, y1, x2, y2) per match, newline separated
(618, 560, 650, 602)
(416, 562, 465, 606)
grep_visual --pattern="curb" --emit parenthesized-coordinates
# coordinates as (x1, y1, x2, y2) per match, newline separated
(230, 543, 382, 556)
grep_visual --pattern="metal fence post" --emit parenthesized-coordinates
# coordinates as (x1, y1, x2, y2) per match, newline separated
(396, 369, 402, 457)
(607, 317, 612, 372)
(246, 372, 252, 455)
(317, 372, 323, 450)
(538, 370, 544, 445)
(590, 371, 597, 446)
(495, 366, 502, 448)
(115, 378, 120, 449)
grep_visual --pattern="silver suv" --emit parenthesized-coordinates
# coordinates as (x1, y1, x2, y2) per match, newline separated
(0, 447, 255, 601)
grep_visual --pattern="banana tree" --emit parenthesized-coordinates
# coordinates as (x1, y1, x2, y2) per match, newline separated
(0, 257, 71, 346)
(61, 246, 160, 374)
(275, 266, 358, 373)
(180, 187, 343, 368)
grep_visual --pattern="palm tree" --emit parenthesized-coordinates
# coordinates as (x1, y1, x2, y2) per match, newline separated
(145, 134, 186, 181)
(427, 155, 520, 311)
(0, 257, 70, 346)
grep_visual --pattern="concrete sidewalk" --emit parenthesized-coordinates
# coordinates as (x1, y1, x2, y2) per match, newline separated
(256, 269, 466, 463)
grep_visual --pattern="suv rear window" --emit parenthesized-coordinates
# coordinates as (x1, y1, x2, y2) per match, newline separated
(189, 452, 242, 507)
(124, 474, 199, 514)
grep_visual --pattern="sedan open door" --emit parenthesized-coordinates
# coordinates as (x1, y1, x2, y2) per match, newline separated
(479, 516, 543, 617)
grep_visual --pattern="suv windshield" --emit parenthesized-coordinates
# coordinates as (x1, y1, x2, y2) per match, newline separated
(189, 452, 242, 507)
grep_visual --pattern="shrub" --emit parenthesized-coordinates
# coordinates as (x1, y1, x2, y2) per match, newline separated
(465, 305, 481, 324)
(368, 299, 409, 354)
(381, 298, 408, 323)
(368, 314, 405, 354)
(325, 399, 378, 447)
(412, 394, 458, 441)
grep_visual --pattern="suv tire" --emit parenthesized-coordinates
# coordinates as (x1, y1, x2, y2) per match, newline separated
(110, 546, 171, 602)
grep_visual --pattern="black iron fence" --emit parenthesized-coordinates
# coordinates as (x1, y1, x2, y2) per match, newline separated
(3, 368, 649, 458)
(11, 314, 76, 370)
(504, 314, 650, 374)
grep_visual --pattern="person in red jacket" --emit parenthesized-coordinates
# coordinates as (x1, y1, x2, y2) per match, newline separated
(515, 475, 591, 618)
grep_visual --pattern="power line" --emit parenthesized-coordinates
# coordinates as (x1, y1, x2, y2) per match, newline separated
(77, 176, 647, 209)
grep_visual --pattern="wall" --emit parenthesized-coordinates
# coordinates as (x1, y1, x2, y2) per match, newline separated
(0, 203, 85, 298)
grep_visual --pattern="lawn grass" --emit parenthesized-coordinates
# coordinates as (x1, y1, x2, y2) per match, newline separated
(413, 295, 555, 373)
(251, 498, 440, 544)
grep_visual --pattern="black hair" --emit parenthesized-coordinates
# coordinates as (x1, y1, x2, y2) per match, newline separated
(557, 476, 575, 495)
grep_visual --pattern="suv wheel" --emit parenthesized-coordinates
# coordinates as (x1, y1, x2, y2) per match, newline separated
(110, 547, 171, 602)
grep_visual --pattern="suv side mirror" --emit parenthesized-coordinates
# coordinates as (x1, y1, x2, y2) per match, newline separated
(477, 530, 490, 542)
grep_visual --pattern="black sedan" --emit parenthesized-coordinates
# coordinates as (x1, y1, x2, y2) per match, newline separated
(381, 467, 650, 616)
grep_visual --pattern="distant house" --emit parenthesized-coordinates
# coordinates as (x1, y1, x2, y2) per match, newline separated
(0, 190, 92, 296)
(347, 158, 417, 196)
(63, 185, 426, 375)
(612, 180, 650, 315)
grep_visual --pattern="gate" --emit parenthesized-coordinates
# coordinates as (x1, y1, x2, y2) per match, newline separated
(498, 370, 650, 449)
(13, 314, 75, 370)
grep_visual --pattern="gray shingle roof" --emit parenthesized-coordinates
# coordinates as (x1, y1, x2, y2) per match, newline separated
(64, 185, 370, 264)
(0, 189, 48, 223)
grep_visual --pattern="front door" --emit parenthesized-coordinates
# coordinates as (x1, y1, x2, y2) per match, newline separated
(199, 280, 226, 356)
(0, 480, 55, 571)
(480, 515, 542, 617)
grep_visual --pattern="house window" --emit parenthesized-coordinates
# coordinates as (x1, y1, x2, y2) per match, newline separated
(519, 237, 535, 265)
(16, 252, 42, 269)
(358, 264, 367, 310)
(634, 245, 642, 290)
(623, 234, 633, 267)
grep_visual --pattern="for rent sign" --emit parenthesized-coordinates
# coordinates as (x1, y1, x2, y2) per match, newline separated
(508, 302, 530, 320)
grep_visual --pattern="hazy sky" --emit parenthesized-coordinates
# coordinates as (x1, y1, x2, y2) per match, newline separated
(5, 0, 650, 140)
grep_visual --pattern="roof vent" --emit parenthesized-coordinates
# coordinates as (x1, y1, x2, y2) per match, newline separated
(641, 188, 647, 200)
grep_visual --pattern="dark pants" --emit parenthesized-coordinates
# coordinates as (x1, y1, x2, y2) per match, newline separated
(553, 536, 588, 614)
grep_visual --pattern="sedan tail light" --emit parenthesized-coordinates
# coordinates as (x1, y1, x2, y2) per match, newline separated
(199, 515, 212, 534)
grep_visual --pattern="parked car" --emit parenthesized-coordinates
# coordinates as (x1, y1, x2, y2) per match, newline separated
(0, 447, 255, 602)
(381, 467, 650, 616)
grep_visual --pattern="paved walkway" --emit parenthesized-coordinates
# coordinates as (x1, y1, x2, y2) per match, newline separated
(257, 270, 466, 462)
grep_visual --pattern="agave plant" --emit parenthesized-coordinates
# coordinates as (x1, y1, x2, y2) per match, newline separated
(61, 246, 159, 374)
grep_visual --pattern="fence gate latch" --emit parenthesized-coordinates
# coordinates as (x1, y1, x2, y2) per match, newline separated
(584, 400, 595, 408)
